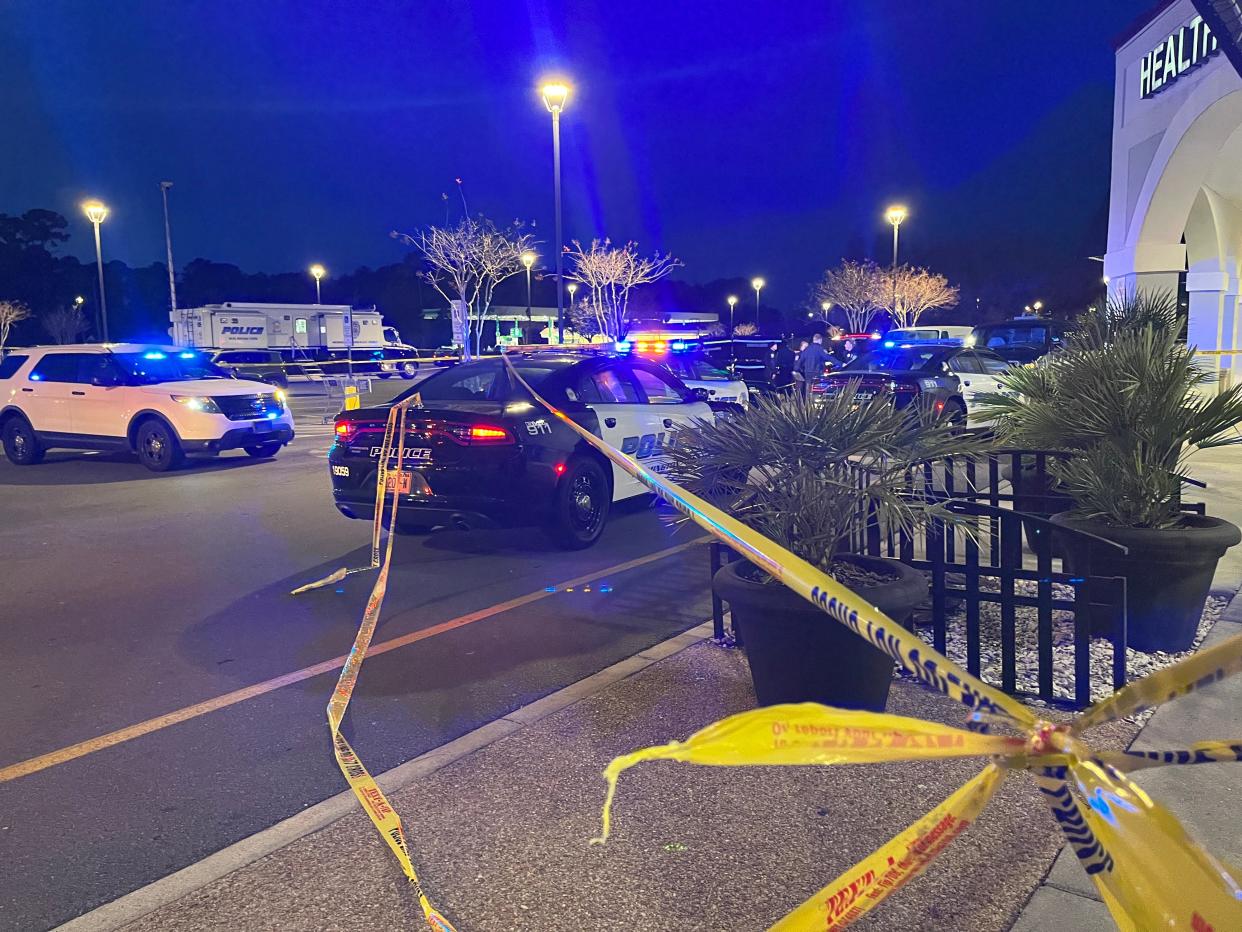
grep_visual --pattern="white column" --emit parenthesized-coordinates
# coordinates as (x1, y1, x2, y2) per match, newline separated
(1186, 268, 1237, 389)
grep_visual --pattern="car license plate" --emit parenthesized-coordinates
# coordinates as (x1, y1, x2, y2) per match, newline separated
(385, 471, 413, 494)
(252, 419, 274, 433)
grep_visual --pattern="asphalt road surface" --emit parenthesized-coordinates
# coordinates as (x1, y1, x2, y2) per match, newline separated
(0, 381, 713, 931)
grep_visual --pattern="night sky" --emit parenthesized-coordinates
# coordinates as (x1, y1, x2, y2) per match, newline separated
(1, 0, 1153, 309)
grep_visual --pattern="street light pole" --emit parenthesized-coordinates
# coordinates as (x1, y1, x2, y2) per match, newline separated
(567, 283, 578, 340)
(885, 205, 907, 325)
(541, 80, 571, 345)
(521, 251, 535, 328)
(726, 294, 738, 366)
(751, 277, 765, 334)
(159, 182, 178, 318)
(83, 200, 110, 342)
(310, 264, 325, 305)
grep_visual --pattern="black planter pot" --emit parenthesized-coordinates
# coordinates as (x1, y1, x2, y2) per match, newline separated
(713, 554, 927, 712)
(1002, 460, 1072, 555)
(1051, 513, 1241, 653)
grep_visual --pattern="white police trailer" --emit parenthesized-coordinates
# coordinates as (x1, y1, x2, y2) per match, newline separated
(170, 302, 386, 351)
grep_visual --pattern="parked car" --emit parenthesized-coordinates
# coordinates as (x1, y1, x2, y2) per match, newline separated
(328, 352, 712, 548)
(883, 325, 974, 344)
(212, 349, 290, 387)
(813, 342, 1011, 426)
(1, 344, 293, 471)
(967, 318, 1078, 365)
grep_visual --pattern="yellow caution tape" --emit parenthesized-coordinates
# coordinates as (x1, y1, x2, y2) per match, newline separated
(593, 705, 1025, 844)
(1071, 631, 1242, 733)
(296, 396, 456, 931)
(496, 355, 1242, 929)
(774, 764, 1005, 930)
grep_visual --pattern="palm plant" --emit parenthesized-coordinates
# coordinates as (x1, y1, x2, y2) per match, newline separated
(977, 320, 1242, 528)
(1072, 287, 1181, 350)
(664, 386, 978, 574)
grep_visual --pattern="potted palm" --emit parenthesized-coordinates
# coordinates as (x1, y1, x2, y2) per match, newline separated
(1002, 290, 1187, 554)
(979, 308, 1242, 653)
(665, 386, 974, 712)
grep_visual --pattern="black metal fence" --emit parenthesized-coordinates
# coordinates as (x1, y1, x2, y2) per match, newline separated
(708, 448, 1188, 710)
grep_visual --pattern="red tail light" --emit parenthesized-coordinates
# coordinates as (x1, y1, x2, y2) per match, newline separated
(467, 424, 512, 444)
(334, 419, 357, 443)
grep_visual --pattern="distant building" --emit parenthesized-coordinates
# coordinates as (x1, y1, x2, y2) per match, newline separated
(1106, 0, 1242, 386)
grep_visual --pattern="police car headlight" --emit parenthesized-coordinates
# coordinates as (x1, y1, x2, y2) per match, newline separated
(172, 395, 222, 414)
(273, 389, 287, 407)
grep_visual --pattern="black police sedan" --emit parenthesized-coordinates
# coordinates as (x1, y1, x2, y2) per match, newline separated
(812, 342, 1011, 425)
(328, 352, 713, 548)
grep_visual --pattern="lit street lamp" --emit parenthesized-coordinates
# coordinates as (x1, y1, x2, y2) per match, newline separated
(821, 300, 832, 322)
(540, 78, 571, 344)
(309, 264, 326, 304)
(73, 296, 85, 309)
(522, 251, 536, 321)
(726, 294, 738, 367)
(751, 277, 765, 332)
(885, 204, 907, 322)
(82, 200, 109, 341)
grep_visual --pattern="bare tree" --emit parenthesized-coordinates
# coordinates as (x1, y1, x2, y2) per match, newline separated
(42, 304, 88, 344)
(886, 266, 960, 329)
(0, 300, 31, 352)
(812, 260, 885, 332)
(733, 321, 758, 337)
(564, 239, 682, 340)
(393, 217, 536, 359)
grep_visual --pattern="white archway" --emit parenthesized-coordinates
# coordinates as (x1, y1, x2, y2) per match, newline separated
(1115, 85, 1242, 382)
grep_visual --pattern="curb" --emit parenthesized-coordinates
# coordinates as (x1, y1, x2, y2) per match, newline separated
(54, 619, 718, 932)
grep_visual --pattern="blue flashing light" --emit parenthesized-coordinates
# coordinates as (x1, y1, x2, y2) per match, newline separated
(883, 341, 895, 348)
(267, 411, 278, 419)
(615, 341, 631, 353)
(599, 585, 612, 593)
(544, 585, 557, 592)
(179, 352, 195, 359)
(143, 351, 167, 360)
(671, 341, 688, 352)
(30, 373, 41, 381)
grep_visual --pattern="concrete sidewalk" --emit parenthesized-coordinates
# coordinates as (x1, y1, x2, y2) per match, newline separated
(73, 629, 1141, 932)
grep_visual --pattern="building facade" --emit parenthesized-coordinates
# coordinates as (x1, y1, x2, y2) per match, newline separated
(1106, 0, 1242, 383)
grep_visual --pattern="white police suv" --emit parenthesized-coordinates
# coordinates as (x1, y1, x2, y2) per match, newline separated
(0, 344, 295, 471)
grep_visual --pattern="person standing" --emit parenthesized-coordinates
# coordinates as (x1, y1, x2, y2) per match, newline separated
(796, 332, 831, 393)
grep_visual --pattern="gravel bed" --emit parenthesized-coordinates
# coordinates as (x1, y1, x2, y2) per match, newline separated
(907, 579, 1225, 719)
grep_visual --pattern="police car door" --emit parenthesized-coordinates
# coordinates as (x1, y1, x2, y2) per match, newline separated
(629, 361, 712, 478)
(580, 363, 652, 500)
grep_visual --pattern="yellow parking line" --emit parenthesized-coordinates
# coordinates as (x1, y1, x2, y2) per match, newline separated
(0, 536, 708, 785)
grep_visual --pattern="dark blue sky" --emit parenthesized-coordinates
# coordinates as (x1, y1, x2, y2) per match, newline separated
(1, 0, 1151, 307)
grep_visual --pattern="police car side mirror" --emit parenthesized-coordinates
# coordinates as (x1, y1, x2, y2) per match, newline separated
(690, 387, 711, 402)
(92, 373, 121, 387)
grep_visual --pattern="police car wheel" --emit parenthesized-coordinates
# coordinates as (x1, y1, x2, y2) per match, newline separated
(2, 417, 44, 465)
(244, 442, 283, 458)
(136, 419, 185, 472)
(400, 362, 418, 378)
(548, 456, 609, 549)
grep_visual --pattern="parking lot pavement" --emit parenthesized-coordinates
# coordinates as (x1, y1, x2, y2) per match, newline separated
(0, 403, 711, 931)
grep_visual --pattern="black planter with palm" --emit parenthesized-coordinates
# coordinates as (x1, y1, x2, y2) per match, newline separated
(666, 387, 976, 711)
(978, 291, 1242, 653)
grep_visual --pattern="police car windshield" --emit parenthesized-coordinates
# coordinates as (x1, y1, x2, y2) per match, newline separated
(113, 351, 229, 384)
(842, 347, 951, 372)
(400, 360, 557, 403)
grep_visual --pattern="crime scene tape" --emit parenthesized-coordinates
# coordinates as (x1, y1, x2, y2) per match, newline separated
(498, 353, 1242, 930)
(294, 394, 457, 932)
